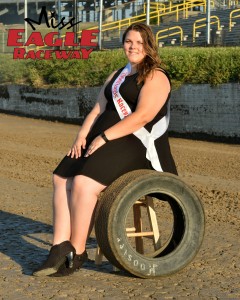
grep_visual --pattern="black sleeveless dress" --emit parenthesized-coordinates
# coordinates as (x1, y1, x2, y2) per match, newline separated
(53, 68, 177, 186)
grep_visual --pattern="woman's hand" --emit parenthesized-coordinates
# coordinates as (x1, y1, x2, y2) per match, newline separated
(84, 135, 106, 157)
(67, 135, 86, 159)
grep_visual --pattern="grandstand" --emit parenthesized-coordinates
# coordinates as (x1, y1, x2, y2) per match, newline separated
(0, 1, 142, 24)
(87, 0, 240, 48)
(0, 0, 240, 50)
(153, 7, 240, 47)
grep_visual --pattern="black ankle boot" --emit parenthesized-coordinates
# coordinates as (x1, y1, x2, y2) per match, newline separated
(33, 241, 76, 276)
(50, 250, 88, 277)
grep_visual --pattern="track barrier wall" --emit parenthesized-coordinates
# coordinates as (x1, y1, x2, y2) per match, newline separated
(0, 83, 239, 140)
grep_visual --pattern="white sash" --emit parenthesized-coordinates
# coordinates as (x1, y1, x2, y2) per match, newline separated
(111, 63, 170, 172)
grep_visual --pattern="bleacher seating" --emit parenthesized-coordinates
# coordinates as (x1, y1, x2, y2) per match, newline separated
(100, 7, 240, 48)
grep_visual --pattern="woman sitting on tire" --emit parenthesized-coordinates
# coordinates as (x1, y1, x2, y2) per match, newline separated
(33, 23, 178, 277)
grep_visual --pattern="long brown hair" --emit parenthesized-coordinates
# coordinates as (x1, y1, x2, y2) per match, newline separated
(122, 23, 161, 84)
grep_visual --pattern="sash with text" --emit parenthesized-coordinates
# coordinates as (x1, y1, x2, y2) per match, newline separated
(111, 63, 170, 172)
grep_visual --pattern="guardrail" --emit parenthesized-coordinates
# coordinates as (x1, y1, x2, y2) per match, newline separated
(156, 26, 184, 46)
(229, 8, 240, 31)
(144, 0, 207, 13)
(227, 0, 240, 8)
(193, 16, 221, 42)
(143, 2, 166, 13)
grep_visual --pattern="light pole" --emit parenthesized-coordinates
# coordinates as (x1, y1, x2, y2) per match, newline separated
(146, 0, 150, 25)
(73, 0, 76, 41)
(206, 0, 211, 44)
(24, 0, 27, 44)
(73, 0, 80, 44)
(58, 0, 61, 36)
(99, 0, 103, 50)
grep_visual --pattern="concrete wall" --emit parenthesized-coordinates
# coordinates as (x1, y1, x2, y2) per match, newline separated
(0, 83, 239, 140)
(0, 84, 100, 124)
(169, 83, 240, 139)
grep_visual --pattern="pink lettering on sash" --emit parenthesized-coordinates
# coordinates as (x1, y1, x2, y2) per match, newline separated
(117, 98, 129, 116)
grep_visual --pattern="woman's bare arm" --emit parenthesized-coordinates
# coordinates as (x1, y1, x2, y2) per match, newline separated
(104, 70, 170, 140)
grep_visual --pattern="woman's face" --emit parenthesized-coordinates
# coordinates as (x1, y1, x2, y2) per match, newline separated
(123, 30, 146, 66)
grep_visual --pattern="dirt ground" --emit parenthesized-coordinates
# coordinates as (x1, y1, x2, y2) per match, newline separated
(0, 112, 239, 300)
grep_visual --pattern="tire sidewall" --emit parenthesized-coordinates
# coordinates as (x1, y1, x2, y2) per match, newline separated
(107, 172, 205, 278)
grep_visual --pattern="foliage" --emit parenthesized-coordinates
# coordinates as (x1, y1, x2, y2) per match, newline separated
(0, 47, 239, 88)
(160, 47, 240, 86)
(0, 54, 27, 84)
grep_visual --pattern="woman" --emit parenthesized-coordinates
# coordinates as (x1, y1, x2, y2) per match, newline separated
(33, 23, 177, 277)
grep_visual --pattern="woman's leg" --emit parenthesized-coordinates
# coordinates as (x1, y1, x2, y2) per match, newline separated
(33, 174, 75, 276)
(70, 175, 107, 254)
(52, 174, 73, 245)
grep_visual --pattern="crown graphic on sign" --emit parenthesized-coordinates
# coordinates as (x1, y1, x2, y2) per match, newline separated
(24, 6, 81, 31)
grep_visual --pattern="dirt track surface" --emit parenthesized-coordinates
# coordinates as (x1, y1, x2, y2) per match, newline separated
(0, 113, 239, 300)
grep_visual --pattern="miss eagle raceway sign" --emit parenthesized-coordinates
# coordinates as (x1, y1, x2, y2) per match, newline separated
(7, 6, 99, 60)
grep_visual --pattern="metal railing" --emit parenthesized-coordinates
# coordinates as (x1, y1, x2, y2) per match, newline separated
(227, 0, 240, 8)
(87, 0, 206, 34)
(21, 0, 207, 52)
(4, 0, 240, 52)
(156, 26, 184, 46)
(229, 8, 240, 31)
(143, 2, 166, 13)
(193, 16, 221, 42)
(30, 0, 206, 51)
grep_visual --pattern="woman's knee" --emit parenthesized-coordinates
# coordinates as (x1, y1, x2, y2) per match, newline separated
(72, 175, 106, 197)
(52, 174, 72, 191)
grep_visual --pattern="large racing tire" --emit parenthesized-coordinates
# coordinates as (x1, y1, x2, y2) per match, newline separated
(95, 169, 205, 278)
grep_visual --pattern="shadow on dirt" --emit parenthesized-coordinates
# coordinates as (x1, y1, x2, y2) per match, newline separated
(0, 211, 129, 277)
